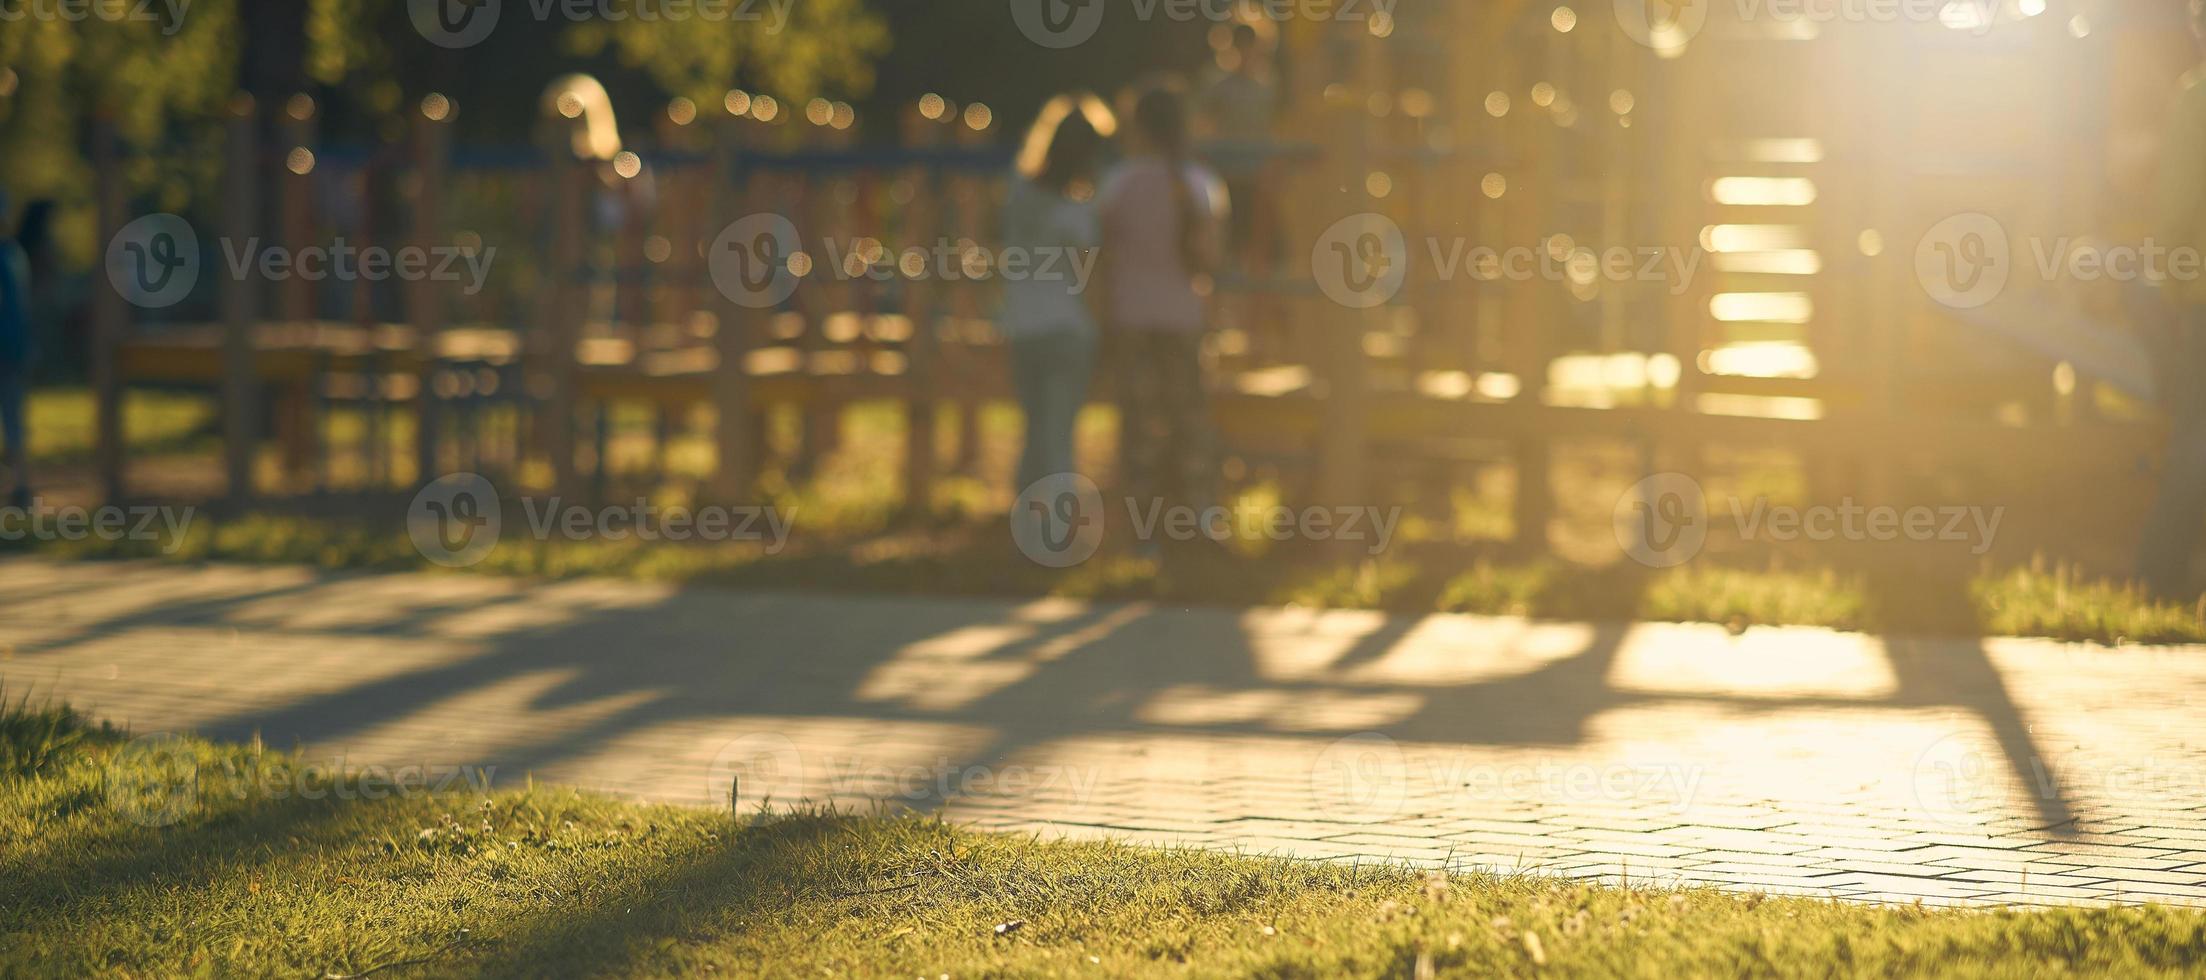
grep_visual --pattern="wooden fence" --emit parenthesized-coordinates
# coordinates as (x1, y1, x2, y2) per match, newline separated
(91, 1, 2184, 551)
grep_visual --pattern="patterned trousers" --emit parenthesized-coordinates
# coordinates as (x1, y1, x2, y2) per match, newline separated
(1111, 329, 1216, 515)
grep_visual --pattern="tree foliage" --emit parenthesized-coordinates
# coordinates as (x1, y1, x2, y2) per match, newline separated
(0, 0, 889, 259)
(562, 0, 887, 107)
(0, 0, 240, 218)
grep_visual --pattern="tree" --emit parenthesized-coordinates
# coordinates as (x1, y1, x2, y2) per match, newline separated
(0, 0, 892, 236)
(0, 0, 240, 253)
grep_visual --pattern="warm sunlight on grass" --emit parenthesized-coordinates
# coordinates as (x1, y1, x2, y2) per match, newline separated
(26, 387, 216, 464)
(19, 387, 2206, 645)
(20, 513, 2206, 645)
(7, 707, 2206, 978)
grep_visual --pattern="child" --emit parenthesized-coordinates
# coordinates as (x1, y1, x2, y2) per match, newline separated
(1097, 86, 1228, 547)
(1002, 94, 1115, 497)
(0, 191, 31, 510)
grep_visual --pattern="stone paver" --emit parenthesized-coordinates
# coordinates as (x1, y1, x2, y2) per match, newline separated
(9, 557, 2206, 907)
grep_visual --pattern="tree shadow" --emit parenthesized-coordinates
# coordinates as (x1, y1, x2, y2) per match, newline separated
(1860, 562, 2077, 834)
(3, 548, 2081, 917)
(459, 812, 868, 979)
(2, 764, 438, 927)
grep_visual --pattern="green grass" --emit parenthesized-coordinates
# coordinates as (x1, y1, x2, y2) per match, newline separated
(20, 385, 2206, 645)
(0, 688, 96, 779)
(8, 708, 2206, 978)
(26, 387, 217, 465)
(1972, 560, 2206, 646)
(1434, 560, 1868, 635)
(23, 508, 2206, 645)
(1640, 564, 1871, 635)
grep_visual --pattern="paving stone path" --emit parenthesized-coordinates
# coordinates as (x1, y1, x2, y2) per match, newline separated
(9, 557, 2206, 907)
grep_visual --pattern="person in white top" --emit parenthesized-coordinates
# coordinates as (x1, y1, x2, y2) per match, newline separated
(1097, 85, 1228, 548)
(1001, 93, 1115, 497)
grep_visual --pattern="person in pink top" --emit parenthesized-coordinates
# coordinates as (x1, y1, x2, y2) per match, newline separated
(1096, 85, 1229, 552)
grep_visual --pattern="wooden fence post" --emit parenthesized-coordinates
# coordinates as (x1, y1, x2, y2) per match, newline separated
(1503, 30, 1557, 555)
(899, 100, 948, 508)
(792, 101, 855, 479)
(1313, 23, 1379, 525)
(946, 105, 994, 478)
(544, 151, 584, 497)
(221, 96, 260, 502)
(411, 94, 453, 485)
(276, 95, 319, 490)
(89, 114, 126, 504)
(706, 91, 759, 503)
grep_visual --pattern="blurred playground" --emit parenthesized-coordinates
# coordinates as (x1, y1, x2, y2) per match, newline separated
(25, 7, 2206, 967)
(3, 1, 2204, 642)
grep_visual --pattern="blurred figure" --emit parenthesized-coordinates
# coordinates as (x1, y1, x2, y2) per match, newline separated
(2137, 0, 2206, 598)
(1199, 22, 1279, 269)
(1098, 85, 1227, 552)
(0, 191, 31, 509)
(1003, 93, 1115, 496)
(13, 200, 61, 375)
